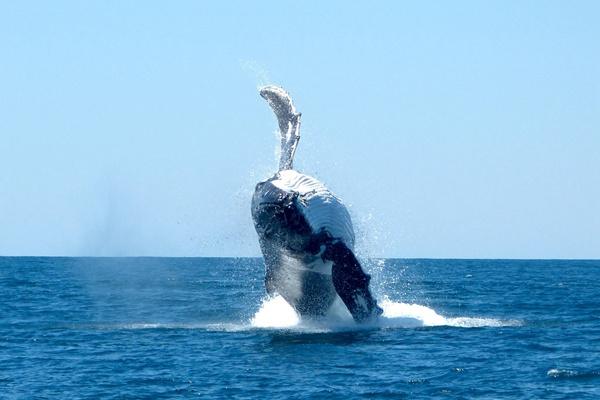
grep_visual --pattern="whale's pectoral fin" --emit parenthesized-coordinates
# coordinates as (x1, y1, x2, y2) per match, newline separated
(323, 242, 383, 323)
(259, 85, 301, 171)
(259, 85, 298, 131)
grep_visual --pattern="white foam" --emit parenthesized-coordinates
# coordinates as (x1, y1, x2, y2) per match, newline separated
(249, 295, 521, 331)
(91, 296, 519, 333)
(379, 298, 520, 328)
(251, 295, 300, 328)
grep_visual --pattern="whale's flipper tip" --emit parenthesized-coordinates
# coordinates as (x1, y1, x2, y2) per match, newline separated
(259, 85, 300, 127)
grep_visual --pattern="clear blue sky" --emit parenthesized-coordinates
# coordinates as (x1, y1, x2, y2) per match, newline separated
(1, 2, 598, 258)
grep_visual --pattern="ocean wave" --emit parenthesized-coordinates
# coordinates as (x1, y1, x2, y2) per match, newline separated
(547, 368, 600, 380)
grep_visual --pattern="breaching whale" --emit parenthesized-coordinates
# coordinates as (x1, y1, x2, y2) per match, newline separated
(251, 85, 382, 322)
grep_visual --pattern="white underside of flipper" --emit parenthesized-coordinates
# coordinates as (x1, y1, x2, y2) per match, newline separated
(259, 85, 301, 171)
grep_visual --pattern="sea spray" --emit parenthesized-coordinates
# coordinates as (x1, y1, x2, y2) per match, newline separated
(250, 294, 520, 331)
(251, 295, 300, 328)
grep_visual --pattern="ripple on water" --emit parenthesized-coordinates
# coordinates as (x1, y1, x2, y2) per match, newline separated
(547, 368, 600, 380)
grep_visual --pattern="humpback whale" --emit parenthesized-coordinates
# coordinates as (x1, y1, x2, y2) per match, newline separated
(251, 85, 382, 322)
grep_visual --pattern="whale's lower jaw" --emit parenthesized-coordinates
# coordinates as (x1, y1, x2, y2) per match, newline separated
(261, 243, 338, 317)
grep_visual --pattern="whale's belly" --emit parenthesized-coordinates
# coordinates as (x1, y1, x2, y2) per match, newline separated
(262, 246, 337, 316)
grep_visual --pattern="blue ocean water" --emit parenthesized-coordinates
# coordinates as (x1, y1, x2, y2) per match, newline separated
(1, 257, 599, 399)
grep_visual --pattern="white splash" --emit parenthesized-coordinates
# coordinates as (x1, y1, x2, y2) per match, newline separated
(379, 297, 519, 328)
(250, 295, 520, 331)
(251, 295, 300, 328)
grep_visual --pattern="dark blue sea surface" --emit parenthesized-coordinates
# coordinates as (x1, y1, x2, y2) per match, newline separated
(1, 257, 599, 399)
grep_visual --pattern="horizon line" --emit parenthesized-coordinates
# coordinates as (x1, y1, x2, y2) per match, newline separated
(0, 255, 598, 262)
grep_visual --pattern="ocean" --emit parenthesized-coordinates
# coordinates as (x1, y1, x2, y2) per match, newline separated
(1, 257, 598, 399)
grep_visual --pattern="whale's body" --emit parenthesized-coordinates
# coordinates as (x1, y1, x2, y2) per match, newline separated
(252, 170, 353, 316)
(251, 86, 381, 322)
